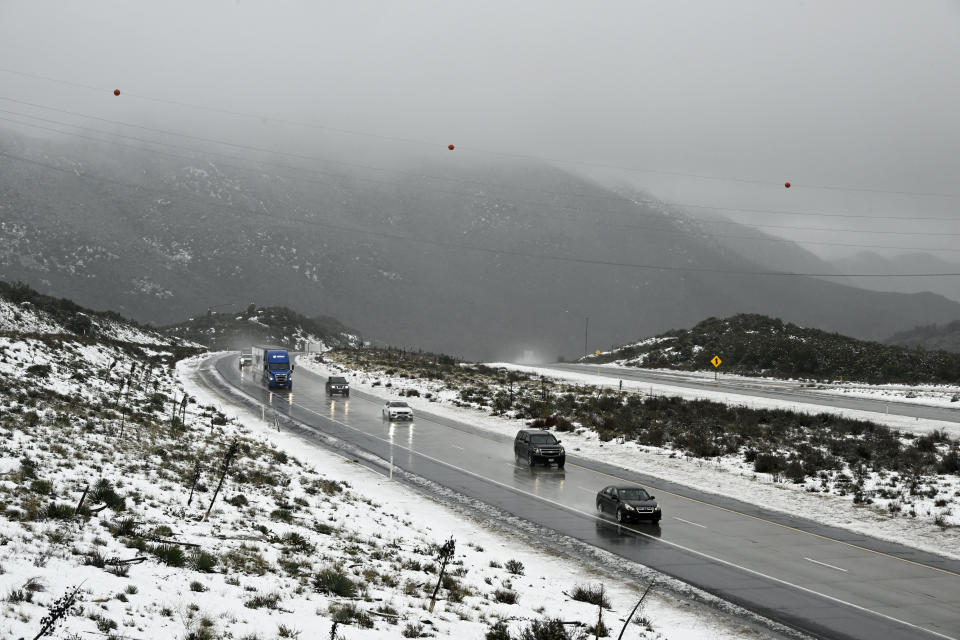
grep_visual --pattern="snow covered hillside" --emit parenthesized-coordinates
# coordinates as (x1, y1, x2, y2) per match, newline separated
(582, 314, 960, 385)
(0, 299, 763, 638)
(0, 282, 195, 348)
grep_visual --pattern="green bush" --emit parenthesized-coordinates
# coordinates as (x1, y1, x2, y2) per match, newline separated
(30, 479, 54, 496)
(83, 550, 107, 568)
(519, 618, 574, 640)
(270, 508, 293, 523)
(754, 453, 786, 475)
(190, 550, 218, 573)
(26, 364, 51, 378)
(312, 567, 357, 597)
(45, 502, 75, 520)
(152, 544, 186, 567)
(244, 592, 280, 609)
(227, 494, 248, 507)
(486, 620, 513, 640)
(92, 615, 118, 633)
(504, 559, 525, 576)
(493, 588, 518, 604)
(329, 602, 373, 628)
(110, 516, 138, 537)
(570, 583, 610, 608)
(91, 478, 125, 511)
(281, 531, 314, 554)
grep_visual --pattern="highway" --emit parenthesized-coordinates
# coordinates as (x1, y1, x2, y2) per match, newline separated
(548, 363, 960, 426)
(203, 354, 960, 640)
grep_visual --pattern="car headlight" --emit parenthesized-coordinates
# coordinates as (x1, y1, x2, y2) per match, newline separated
(654, 506, 661, 511)
(534, 448, 542, 454)
(624, 504, 635, 511)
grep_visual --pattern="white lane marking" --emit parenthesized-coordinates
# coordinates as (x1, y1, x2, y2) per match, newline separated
(673, 516, 706, 529)
(805, 557, 848, 573)
(212, 359, 959, 640)
(577, 486, 595, 493)
(449, 444, 464, 450)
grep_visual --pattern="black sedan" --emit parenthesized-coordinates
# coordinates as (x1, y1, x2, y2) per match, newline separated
(595, 485, 661, 524)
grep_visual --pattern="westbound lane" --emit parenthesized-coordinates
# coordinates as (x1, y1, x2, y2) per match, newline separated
(208, 355, 960, 640)
(547, 363, 960, 425)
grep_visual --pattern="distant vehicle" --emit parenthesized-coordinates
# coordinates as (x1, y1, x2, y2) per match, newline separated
(382, 400, 413, 421)
(514, 429, 565, 468)
(595, 486, 660, 524)
(325, 375, 350, 396)
(239, 352, 252, 369)
(251, 345, 293, 390)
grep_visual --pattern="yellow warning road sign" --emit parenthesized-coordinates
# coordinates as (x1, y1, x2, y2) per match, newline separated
(711, 355, 722, 368)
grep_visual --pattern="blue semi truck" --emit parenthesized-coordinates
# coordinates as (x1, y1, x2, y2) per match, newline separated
(251, 345, 294, 390)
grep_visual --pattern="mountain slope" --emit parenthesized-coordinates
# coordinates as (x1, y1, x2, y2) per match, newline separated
(887, 321, 960, 353)
(4, 127, 960, 360)
(0, 280, 197, 350)
(581, 313, 960, 384)
(828, 251, 960, 303)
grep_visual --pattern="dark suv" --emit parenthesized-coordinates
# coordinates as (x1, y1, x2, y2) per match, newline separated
(514, 429, 565, 468)
(325, 376, 350, 397)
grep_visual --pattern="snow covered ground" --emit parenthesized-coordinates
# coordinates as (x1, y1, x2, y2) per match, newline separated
(489, 363, 960, 438)
(300, 356, 960, 562)
(585, 362, 960, 412)
(0, 308, 774, 639)
(817, 382, 960, 409)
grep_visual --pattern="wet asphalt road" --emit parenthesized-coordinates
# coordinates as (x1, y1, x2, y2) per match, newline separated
(548, 364, 960, 426)
(208, 355, 960, 640)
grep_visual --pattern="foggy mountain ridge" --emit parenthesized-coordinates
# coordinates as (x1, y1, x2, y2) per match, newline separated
(3, 127, 960, 361)
(160, 304, 361, 353)
(825, 251, 960, 303)
(600, 181, 839, 277)
(886, 320, 960, 354)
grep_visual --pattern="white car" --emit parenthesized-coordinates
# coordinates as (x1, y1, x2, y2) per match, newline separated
(382, 400, 414, 421)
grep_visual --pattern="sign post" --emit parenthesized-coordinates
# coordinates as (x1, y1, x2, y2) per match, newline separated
(711, 355, 722, 383)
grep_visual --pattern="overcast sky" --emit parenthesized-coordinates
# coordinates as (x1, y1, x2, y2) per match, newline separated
(2, 0, 959, 260)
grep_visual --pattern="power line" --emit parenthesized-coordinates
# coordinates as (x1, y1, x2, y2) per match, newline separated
(2, 148, 959, 278)
(2, 106, 959, 247)
(1, 66, 958, 200)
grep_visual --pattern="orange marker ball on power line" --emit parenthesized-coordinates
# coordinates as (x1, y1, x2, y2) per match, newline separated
(113, 89, 121, 96)
(784, 181, 791, 188)
(448, 144, 455, 151)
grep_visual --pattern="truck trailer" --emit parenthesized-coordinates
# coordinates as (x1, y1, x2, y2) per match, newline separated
(251, 345, 294, 390)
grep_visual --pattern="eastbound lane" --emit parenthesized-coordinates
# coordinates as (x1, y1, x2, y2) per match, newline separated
(547, 363, 960, 425)
(208, 355, 960, 640)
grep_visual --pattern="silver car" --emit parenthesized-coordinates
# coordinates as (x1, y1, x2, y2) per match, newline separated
(382, 400, 414, 421)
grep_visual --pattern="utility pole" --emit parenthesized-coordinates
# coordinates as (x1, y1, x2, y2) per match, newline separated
(584, 317, 589, 356)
